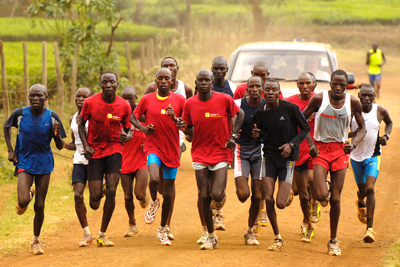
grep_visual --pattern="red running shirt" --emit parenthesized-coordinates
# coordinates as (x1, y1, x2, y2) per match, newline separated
(233, 83, 283, 100)
(121, 122, 148, 174)
(134, 92, 185, 168)
(286, 92, 316, 166)
(183, 92, 240, 166)
(80, 93, 132, 159)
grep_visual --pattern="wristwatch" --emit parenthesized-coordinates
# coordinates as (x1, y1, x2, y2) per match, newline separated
(231, 133, 239, 139)
(289, 142, 295, 149)
(384, 133, 390, 140)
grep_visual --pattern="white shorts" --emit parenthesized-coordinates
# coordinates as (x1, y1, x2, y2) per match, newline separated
(192, 162, 229, 171)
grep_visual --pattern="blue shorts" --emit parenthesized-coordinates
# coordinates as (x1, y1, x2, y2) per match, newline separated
(369, 73, 382, 85)
(350, 156, 380, 185)
(147, 154, 178, 179)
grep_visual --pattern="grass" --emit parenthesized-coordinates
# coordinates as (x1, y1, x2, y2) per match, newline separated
(0, 17, 172, 42)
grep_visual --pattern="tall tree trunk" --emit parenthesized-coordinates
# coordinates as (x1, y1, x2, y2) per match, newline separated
(249, 0, 266, 37)
(10, 0, 19, 17)
(184, 0, 191, 39)
(134, 1, 143, 24)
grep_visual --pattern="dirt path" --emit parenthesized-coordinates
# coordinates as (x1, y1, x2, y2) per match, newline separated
(1, 72, 400, 267)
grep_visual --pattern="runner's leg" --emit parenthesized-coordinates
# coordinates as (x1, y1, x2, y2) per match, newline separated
(33, 174, 51, 237)
(73, 182, 88, 228)
(17, 172, 34, 209)
(329, 168, 346, 240)
(100, 173, 120, 232)
(121, 173, 135, 224)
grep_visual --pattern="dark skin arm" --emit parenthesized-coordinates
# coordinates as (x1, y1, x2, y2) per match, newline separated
(345, 96, 367, 154)
(302, 93, 323, 157)
(144, 82, 157, 95)
(184, 83, 193, 99)
(64, 115, 76, 151)
(78, 117, 94, 159)
(225, 109, 244, 150)
(52, 120, 64, 150)
(3, 122, 17, 163)
(119, 126, 133, 143)
(129, 114, 155, 135)
(377, 105, 393, 146)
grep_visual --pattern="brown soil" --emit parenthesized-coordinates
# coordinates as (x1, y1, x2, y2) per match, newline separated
(1, 71, 399, 267)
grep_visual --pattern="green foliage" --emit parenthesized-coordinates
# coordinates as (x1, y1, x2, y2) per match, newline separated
(26, 0, 120, 89)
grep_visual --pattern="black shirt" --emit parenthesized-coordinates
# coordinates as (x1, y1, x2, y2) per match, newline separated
(213, 80, 234, 98)
(253, 100, 310, 160)
(236, 97, 266, 146)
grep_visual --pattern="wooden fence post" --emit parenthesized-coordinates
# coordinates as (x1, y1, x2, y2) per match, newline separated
(154, 36, 160, 62)
(71, 44, 79, 105)
(54, 42, 64, 119)
(125, 41, 134, 84)
(42, 41, 48, 108)
(140, 42, 145, 72)
(23, 43, 29, 106)
(0, 40, 10, 118)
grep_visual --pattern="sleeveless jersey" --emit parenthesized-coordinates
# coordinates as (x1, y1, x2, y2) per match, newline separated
(174, 80, 186, 99)
(314, 90, 351, 143)
(350, 104, 380, 162)
(71, 112, 89, 165)
(368, 49, 383, 75)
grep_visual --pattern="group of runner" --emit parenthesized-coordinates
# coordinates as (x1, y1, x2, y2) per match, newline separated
(4, 54, 392, 256)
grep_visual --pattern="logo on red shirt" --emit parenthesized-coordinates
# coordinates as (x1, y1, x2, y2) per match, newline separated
(107, 113, 121, 120)
(205, 112, 222, 118)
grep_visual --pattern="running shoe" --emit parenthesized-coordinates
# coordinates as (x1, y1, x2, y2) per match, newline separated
(200, 236, 218, 250)
(197, 231, 208, 244)
(165, 225, 174, 240)
(124, 224, 139, 237)
(267, 239, 284, 251)
(286, 190, 294, 207)
(363, 228, 375, 243)
(144, 198, 160, 224)
(310, 203, 322, 223)
(16, 187, 35, 215)
(97, 234, 114, 247)
(300, 222, 307, 236)
(79, 234, 93, 247)
(140, 195, 150, 209)
(253, 222, 260, 233)
(157, 227, 171, 246)
(356, 200, 367, 224)
(214, 213, 226, 230)
(258, 209, 269, 227)
(31, 242, 44, 255)
(327, 239, 341, 256)
(301, 228, 316, 243)
(244, 231, 260, 246)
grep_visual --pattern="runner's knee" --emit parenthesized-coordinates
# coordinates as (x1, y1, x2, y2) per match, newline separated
(135, 192, 145, 201)
(236, 188, 250, 203)
(74, 191, 84, 203)
(34, 202, 45, 214)
(366, 186, 374, 196)
(276, 200, 286, 210)
(265, 195, 274, 206)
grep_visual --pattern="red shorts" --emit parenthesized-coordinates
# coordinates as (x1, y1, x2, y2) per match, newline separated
(313, 141, 349, 172)
(121, 162, 148, 174)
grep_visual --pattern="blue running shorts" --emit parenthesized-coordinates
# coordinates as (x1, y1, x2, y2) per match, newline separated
(350, 156, 380, 185)
(147, 154, 178, 179)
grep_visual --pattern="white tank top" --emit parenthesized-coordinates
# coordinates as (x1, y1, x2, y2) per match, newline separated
(314, 90, 351, 143)
(350, 104, 380, 162)
(174, 80, 186, 99)
(71, 112, 89, 165)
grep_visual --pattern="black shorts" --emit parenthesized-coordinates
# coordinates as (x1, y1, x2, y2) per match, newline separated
(88, 153, 122, 181)
(264, 157, 295, 185)
(294, 161, 310, 172)
(72, 164, 88, 185)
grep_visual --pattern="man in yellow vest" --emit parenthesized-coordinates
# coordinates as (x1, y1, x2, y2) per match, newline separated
(366, 42, 386, 99)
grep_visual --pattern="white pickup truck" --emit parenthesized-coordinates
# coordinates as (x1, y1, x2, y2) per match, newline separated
(227, 41, 354, 98)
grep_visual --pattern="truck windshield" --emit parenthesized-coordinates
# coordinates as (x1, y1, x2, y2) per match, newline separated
(230, 51, 332, 83)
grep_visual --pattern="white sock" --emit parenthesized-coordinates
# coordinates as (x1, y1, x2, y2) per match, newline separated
(32, 236, 39, 244)
(99, 231, 106, 237)
(83, 226, 90, 235)
(245, 226, 252, 234)
(275, 234, 282, 240)
(209, 232, 216, 238)
(159, 226, 165, 231)
(202, 226, 207, 232)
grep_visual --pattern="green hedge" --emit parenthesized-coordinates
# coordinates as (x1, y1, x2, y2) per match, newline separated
(0, 17, 173, 42)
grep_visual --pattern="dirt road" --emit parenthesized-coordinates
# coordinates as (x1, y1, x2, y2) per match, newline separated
(1, 71, 399, 267)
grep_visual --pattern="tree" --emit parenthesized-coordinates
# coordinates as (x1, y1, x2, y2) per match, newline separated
(27, 0, 122, 89)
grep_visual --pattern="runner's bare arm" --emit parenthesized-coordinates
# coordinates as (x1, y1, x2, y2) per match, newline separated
(3, 121, 17, 163)
(144, 82, 157, 95)
(350, 95, 367, 150)
(184, 83, 193, 99)
(78, 117, 94, 159)
(130, 114, 155, 135)
(53, 121, 64, 150)
(378, 105, 393, 146)
(303, 92, 322, 119)
(64, 115, 76, 150)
